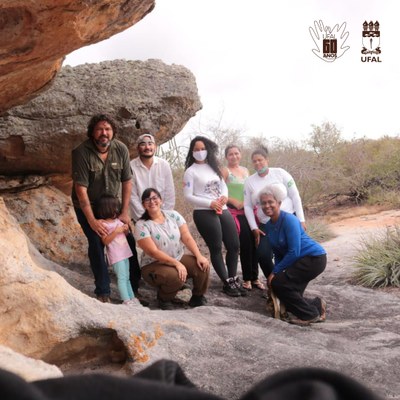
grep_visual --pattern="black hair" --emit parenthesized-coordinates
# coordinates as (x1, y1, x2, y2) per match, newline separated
(184, 135, 222, 178)
(87, 114, 118, 138)
(224, 144, 241, 158)
(139, 188, 163, 221)
(95, 194, 121, 219)
(251, 146, 269, 159)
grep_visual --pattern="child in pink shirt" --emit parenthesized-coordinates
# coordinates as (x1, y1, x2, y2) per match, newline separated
(97, 195, 140, 306)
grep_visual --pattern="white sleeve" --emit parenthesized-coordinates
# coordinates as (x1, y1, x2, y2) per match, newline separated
(282, 169, 305, 222)
(183, 168, 212, 208)
(130, 166, 145, 222)
(162, 162, 176, 210)
(244, 179, 258, 230)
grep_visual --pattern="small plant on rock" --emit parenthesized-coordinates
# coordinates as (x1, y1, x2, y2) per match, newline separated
(353, 226, 400, 288)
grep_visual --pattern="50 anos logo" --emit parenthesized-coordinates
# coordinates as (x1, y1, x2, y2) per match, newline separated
(309, 20, 350, 62)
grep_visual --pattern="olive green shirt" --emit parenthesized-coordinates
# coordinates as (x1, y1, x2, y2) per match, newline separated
(71, 139, 132, 208)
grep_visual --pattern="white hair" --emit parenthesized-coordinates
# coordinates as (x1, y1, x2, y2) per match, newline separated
(258, 183, 287, 203)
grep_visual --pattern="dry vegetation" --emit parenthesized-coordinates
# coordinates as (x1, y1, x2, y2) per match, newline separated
(158, 120, 400, 287)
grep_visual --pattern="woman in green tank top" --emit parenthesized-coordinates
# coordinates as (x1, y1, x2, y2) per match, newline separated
(222, 145, 265, 291)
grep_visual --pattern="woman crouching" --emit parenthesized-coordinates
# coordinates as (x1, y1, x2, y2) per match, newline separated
(259, 183, 327, 326)
(134, 188, 210, 310)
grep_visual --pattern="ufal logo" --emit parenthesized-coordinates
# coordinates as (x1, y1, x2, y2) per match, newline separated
(309, 20, 350, 62)
(361, 21, 382, 62)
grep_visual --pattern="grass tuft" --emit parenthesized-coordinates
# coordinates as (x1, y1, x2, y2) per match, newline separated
(353, 226, 400, 288)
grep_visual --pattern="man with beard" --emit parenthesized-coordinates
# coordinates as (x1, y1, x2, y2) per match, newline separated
(129, 132, 175, 222)
(72, 114, 139, 303)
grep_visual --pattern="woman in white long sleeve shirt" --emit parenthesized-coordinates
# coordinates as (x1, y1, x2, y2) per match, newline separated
(244, 146, 306, 279)
(183, 136, 244, 297)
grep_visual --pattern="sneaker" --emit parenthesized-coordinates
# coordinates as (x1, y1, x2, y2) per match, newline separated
(234, 276, 248, 297)
(123, 298, 141, 306)
(222, 278, 241, 297)
(158, 299, 175, 310)
(188, 295, 207, 308)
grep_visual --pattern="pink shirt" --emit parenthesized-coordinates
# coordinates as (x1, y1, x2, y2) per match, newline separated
(102, 219, 133, 265)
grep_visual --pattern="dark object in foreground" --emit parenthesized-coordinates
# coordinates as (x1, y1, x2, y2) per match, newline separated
(0, 359, 382, 400)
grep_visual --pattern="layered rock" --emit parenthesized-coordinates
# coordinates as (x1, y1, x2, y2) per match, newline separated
(3, 186, 87, 267)
(0, 0, 155, 113)
(0, 59, 202, 178)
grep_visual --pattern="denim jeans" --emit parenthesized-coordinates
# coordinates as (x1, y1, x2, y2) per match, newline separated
(74, 207, 110, 296)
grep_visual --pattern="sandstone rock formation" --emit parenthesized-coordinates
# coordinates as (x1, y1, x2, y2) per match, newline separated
(0, 197, 164, 365)
(0, 0, 155, 114)
(0, 59, 202, 179)
(1, 199, 399, 400)
(3, 186, 87, 267)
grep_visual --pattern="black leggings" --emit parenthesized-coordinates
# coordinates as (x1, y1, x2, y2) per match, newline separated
(193, 209, 239, 282)
(236, 214, 259, 281)
(271, 254, 327, 320)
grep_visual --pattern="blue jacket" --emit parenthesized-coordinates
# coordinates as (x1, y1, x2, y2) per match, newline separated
(266, 211, 326, 274)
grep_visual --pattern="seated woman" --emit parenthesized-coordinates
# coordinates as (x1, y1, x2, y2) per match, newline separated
(134, 188, 210, 310)
(259, 183, 327, 326)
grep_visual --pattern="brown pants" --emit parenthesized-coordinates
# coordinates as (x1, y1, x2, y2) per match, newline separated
(141, 255, 209, 301)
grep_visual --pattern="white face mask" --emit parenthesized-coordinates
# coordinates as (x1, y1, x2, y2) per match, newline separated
(193, 150, 208, 162)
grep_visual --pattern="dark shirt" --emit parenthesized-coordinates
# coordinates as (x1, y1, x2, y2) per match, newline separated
(71, 139, 132, 208)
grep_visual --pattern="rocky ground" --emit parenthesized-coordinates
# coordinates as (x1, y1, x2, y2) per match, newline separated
(55, 207, 400, 400)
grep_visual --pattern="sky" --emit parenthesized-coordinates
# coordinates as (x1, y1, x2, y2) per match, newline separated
(64, 0, 400, 144)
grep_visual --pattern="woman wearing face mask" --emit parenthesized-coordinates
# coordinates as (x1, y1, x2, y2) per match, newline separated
(183, 136, 244, 297)
(244, 146, 306, 280)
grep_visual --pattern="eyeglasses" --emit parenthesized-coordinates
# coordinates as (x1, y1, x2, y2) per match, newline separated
(143, 195, 159, 204)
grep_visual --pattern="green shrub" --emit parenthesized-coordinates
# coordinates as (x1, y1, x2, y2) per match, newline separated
(353, 226, 400, 288)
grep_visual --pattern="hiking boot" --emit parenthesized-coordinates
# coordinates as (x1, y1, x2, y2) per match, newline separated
(234, 276, 248, 297)
(158, 299, 174, 310)
(222, 278, 241, 297)
(188, 295, 208, 308)
(96, 295, 111, 303)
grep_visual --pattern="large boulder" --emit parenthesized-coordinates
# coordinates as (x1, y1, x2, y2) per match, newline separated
(0, 59, 202, 177)
(0, 0, 155, 113)
(1, 198, 400, 399)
